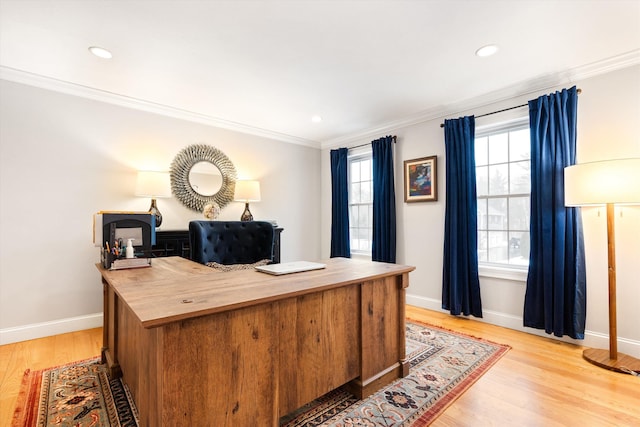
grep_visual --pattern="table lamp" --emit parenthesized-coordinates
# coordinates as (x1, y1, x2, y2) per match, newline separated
(135, 171, 171, 227)
(564, 158, 640, 374)
(234, 180, 260, 221)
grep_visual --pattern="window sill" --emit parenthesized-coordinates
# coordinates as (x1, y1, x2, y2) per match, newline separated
(478, 265, 528, 282)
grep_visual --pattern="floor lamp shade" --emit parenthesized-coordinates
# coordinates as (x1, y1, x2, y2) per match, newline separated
(135, 171, 171, 227)
(234, 180, 261, 221)
(565, 158, 640, 206)
(564, 158, 640, 375)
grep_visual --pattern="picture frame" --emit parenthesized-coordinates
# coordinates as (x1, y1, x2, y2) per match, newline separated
(404, 156, 437, 202)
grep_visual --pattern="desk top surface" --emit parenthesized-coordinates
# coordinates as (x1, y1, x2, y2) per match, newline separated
(98, 257, 414, 328)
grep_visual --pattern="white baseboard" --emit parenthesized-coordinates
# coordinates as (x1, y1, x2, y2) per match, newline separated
(406, 293, 640, 358)
(4, 298, 640, 359)
(0, 313, 103, 345)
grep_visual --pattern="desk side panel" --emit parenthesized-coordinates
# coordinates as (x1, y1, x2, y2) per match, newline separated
(160, 304, 278, 426)
(355, 274, 406, 398)
(116, 297, 162, 427)
(278, 284, 360, 416)
(101, 279, 120, 378)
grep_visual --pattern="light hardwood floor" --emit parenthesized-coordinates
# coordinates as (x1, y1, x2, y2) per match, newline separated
(1, 306, 638, 426)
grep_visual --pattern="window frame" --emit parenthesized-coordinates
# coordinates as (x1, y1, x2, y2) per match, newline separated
(475, 117, 531, 276)
(347, 148, 373, 256)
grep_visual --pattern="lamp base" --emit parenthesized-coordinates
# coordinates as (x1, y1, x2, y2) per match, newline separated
(583, 348, 640, 374)
(240, 202, 253, 221)
(148, 198, 163, 228)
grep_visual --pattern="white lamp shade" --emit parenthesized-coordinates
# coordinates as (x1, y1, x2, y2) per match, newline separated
(564, 158, 640, 206)
(135, 171, 171, 198)
(234, 180, 261, 202)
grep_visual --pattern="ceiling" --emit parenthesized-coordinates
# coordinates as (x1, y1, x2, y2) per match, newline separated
(1, 0, 639, 148)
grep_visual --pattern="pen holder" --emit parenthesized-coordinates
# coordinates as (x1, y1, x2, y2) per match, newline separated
(102, 249, 117, 270)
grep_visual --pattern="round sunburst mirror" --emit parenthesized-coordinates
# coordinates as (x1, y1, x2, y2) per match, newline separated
(170, 144, 237, 212)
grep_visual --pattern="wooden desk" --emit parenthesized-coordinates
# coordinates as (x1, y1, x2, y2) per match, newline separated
(98, 257, 414, 426)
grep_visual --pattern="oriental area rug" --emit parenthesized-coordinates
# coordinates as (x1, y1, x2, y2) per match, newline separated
(12, 320, 509, 427)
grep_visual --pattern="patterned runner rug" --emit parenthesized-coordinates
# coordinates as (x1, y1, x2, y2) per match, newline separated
(12, 319, 509, 426)
(281, 319, 510, 426)
(11, 357, 137, 427)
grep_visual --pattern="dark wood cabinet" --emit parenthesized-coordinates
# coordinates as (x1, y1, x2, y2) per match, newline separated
(272, 227, 283, 264)
(152, 230, 191, 259)
(154, 227, 283, 263)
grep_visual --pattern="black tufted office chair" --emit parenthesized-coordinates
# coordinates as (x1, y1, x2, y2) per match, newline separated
(189, 221, 275, 266)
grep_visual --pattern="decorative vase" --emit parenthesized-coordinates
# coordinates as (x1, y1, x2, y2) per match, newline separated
(149, 198, 163, 227)
(240, 202, 253, 221)
(203, 202, 220, 220)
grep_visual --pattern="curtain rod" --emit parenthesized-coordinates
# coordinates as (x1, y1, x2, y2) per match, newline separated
(349, 135, 397, 150)
(439, 88, 582, 128)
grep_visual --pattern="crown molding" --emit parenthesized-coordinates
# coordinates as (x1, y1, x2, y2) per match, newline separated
(320, 49, 640, 150)
(2, 49, 638, 152)
(0, 66, 321, 149)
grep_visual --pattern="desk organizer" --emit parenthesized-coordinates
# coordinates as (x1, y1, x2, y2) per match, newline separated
(102, 250, 152, 270)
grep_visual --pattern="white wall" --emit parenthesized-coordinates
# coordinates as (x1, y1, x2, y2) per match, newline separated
(321, 65, 640, 357)
(0, 79, 321, 343)
(2, 65, 638, 354)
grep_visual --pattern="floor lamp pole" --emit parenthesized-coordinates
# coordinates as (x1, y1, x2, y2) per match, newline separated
(582, 203, 640, 374)
(606, 203, 617, 359)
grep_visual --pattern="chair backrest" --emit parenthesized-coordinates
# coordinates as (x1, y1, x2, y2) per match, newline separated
(189, 220, 274, 265)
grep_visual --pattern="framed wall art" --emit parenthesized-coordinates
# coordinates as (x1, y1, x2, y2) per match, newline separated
(404, 156, 437, 202)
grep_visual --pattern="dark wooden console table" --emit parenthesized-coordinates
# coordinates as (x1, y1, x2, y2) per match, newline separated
(154, 226, 283, 263)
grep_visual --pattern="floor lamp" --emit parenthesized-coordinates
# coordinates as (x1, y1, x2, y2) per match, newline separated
(564, 158, 640, 374)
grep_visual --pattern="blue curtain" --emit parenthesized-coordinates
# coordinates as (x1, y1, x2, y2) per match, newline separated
(372, 136, 396, 263)
(442, 116, 482, 317)
(524, 86, 586, 339)
(330, 148, 350, 258)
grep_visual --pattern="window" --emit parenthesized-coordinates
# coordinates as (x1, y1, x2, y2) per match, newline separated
(476, 119, 530, 268)
(349, 152, 373, 254)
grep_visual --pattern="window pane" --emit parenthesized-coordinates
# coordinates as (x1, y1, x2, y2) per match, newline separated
(352, 234, 365, 252)
(358, 205, 369, 228)
(476, 166, 488, 197)
(509, 231, 529, 265)
(488, 198, 507, 230)
(358, 227, 370, 251)
(488, 133, 508, 164)
(488, 164, 508, 195)
(478, 230, 488, 262)
(361, 180, 372, 203)
(349, 206, 357, 226)
(509, 129, 530, 162)
(475, 136, 488, 166)
(487, 231, 508, 263)
(509, 160, 530, 194)
(477, 198, 487, 229)
(475, 122, 530, 269)
(357, 227, 368, 241)
(348, 153, 374, 254)
(509, 196, 530, 230)
(351, 161, 360, 182)
(361, 159, 371, 181)
(350, 182, 361, 203)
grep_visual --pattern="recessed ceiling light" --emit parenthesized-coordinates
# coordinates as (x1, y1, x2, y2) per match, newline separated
(311, 115, 322, 123)
(89, 46, 113, 59)
(475, 44, 499, 57)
